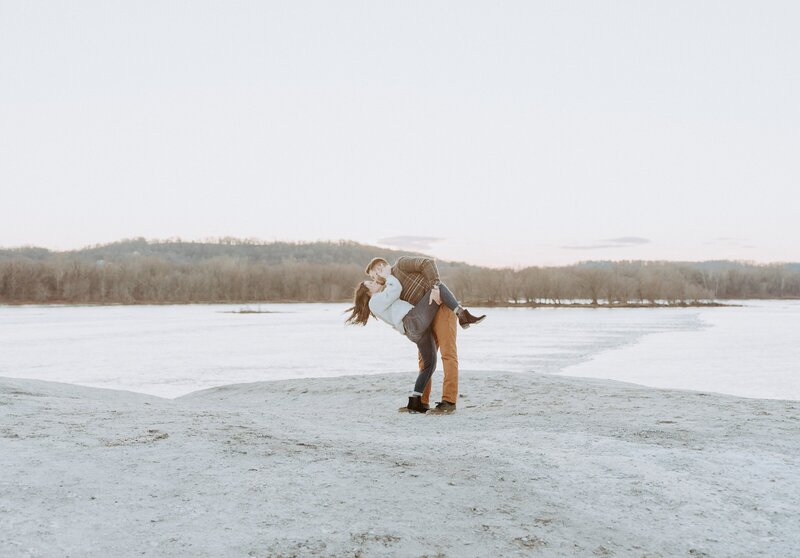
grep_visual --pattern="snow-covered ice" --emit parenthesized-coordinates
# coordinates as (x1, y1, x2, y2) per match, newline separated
(1, 300, 797, 400)
(560, 300, 800, 400)
(2, 301, 799, 556)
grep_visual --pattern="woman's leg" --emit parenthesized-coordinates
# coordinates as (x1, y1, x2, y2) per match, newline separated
(437, 283, 461, 313)
(402, 293, 440, 342)
(413, 331, 438, 395)
(403, 283, 467, 341)
(439, 282, 486, 329)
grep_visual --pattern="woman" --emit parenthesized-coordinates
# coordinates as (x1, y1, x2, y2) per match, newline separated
(345, 266, 484, 413)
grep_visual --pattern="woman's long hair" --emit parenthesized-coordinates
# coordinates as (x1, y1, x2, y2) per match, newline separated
(345, 282, 373, 326)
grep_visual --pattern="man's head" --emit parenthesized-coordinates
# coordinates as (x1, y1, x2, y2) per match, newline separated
(365, 257, 390, 283)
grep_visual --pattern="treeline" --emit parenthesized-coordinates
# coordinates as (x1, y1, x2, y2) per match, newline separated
(443, 262, 800, 305)
(1, 239, 799, 305)
(0, 237, 429, 267)
(0, 257, 364, 304)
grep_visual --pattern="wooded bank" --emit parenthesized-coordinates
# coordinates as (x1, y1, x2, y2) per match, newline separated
(1, 239, 799, 305)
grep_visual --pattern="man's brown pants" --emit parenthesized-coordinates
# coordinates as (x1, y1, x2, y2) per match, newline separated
(417, 306, 458, 405)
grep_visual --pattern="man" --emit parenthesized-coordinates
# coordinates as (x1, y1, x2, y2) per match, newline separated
(365, 256, 483, 414)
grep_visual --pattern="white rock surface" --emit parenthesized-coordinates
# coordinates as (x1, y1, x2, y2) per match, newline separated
(1, 371, 798, 557)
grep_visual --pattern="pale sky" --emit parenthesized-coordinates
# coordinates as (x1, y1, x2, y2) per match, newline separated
(1, 1, 798, 267)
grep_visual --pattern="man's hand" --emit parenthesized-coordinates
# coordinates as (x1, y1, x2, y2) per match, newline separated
(429, 286, 442, 305)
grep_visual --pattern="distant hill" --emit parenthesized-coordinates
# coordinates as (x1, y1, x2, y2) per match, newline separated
(576, 259, 800, 272)
(0, 238, 473, 270)
(2, 239, 796, 272)
(1, 238, 799, 304)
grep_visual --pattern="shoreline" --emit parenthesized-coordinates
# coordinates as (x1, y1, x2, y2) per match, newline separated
(2, 370, 798, 556)
(3, 370, 799, 404)
(0, 300, 748, 308)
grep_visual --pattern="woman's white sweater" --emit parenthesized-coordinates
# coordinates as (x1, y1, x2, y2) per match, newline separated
(368, 275, 413, 335)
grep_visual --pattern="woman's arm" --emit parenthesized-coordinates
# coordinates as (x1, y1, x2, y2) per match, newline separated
(368, 274, 403, 313)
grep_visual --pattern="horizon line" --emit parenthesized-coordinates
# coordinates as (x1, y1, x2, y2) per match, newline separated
(1, 236, 798, 269)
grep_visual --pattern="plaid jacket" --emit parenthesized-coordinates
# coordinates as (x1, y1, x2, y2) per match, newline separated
(391, 257, 441, 306)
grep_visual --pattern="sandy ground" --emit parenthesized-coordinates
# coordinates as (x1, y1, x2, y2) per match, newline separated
(1, 371, 798, 557)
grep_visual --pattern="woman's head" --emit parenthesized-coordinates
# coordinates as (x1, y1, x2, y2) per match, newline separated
(363, 279, 383, 295)
(345, 280, 381, 326)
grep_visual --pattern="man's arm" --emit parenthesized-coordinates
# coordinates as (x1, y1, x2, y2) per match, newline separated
(394, 257, 441, 287)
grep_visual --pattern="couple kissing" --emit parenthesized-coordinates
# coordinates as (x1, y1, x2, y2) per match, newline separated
(346, 256, 485, 414)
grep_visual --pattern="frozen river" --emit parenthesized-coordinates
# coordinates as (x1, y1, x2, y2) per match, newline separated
(1, 300, 798, 400)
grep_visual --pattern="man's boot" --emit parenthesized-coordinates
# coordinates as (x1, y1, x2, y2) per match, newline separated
(428, 400, 457, 414)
